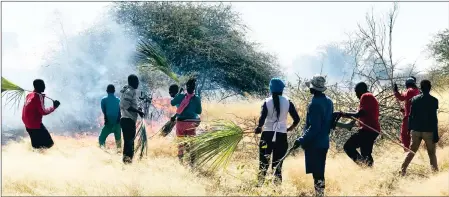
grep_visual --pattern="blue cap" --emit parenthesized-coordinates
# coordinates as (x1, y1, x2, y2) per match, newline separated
(269, 78, 285, 93)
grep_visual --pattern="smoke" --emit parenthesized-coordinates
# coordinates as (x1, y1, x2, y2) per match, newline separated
(2, 3, 140, 134)
(287, 43, 355, 85)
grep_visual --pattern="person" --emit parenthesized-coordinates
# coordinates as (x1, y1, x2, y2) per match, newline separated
(400, 80, 439, 176)
(169, 84, 181, 121)
(170, 78, 202, 166)
(393, 78, 420, 151)
(292, 75, 333, 196)
(119, 74, 145, 164)
(255, 78, 300, 186)
(22, 79, 61, 149)
(99, 84, 122, 152)
(169, 84, 180, 99)
(340, 82, 380, 167)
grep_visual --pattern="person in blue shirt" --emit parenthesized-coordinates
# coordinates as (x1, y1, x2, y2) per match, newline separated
(293, 75, 334, 197)
(99, 84, 122, 152)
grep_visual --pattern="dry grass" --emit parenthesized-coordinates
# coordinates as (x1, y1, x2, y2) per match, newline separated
(2, 92, 449, 196)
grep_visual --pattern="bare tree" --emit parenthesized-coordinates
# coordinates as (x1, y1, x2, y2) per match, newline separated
(343, 3, 419, 139)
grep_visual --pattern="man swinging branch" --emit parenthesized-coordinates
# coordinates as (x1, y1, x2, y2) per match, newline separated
(22, 79, 61, 149)
(339, 82, 380, 167)
(171, 78, 202, 166)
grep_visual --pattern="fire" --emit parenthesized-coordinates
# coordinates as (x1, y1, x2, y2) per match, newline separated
(96, 97, 177, 137)
(151, 97, 177, 114)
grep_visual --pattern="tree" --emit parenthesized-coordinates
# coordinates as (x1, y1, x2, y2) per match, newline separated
(343, 3, 419, 138)
(428, 28, 449, 74)
(112, 2, 281, 98)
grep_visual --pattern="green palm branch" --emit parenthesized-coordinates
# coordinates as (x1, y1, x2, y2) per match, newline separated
(2, 77, 27, 110)
(1, 77, 54, 110)
(181, 120, 252, 172)
(136, 40, 179, 83)
(134, 121, 148, 159)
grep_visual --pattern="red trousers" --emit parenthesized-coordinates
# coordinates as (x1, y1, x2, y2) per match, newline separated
(400, 116, 411, 151)
(176, 121, 198, 157)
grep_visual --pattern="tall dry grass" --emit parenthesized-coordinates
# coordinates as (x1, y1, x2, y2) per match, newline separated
(2, 91, 449, 196)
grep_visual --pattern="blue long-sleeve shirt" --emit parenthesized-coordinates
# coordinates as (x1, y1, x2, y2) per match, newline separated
(298, 93, 334, 149)
(101, 93, 121, 124)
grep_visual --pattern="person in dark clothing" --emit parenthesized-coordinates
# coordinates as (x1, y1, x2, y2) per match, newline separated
(22, 79, 61, 149)
(401, 80, 439, 176)
(292, 75, 333, 197)
(255, 78, 300, 186)
(119, 74, 145, 164)
(169, 84, 180, 98)
(340, 82, 380, 167)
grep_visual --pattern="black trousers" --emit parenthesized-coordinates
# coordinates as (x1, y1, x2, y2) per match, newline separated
(259, 131, 288, 184)
(26, 124, 54, 149)
(344, 129, 379, 167)
(120, 118, 136, 164)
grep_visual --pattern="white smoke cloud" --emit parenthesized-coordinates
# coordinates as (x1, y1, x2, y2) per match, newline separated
(2, 3, 140, 134)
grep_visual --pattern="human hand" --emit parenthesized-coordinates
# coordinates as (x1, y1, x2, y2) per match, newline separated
(393, 83, 399, 92)
(138, 111, 145, 118)
(170, 115, 176, 122)
(255, 127, 262, 134)
(433, 132, 439, 144)
(53, 100, 61, 109)
(339, 111, 348, 118)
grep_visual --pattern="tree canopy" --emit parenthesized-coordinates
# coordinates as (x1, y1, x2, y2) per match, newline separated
(112, 2, 281, 97)
(428, 28, 449, 74)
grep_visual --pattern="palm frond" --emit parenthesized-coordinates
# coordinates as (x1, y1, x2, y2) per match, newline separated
(2, 77, 24, 92)
(180, 120, 246, 172)
(159, 119, 176, 137)
(134, 122, 148, 159)
(136, 40, 179, 83)
(1, 77, 26, 110)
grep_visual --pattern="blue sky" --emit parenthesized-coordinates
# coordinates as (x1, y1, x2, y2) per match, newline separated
(2, 2, 448, 82)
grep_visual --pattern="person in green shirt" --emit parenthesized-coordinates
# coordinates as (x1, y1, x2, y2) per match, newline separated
(170, 78, 202, 165)
(99, 84, 121, 152)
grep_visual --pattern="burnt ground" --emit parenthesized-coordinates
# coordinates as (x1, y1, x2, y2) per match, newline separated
(1, 126, 101, 146)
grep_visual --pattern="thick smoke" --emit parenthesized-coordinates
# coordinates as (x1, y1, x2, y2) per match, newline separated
(288, 44, 355, 85)
(2, 8, 140, 134)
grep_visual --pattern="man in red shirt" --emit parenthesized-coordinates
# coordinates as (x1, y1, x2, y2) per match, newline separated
(340, 82, 380, 167)
(393, 78, 420, 151)
(22, 79, 60, 149)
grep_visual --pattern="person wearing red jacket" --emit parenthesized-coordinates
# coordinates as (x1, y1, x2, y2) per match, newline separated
(22, 79, 60, 149)
(394, 78, 420, 151)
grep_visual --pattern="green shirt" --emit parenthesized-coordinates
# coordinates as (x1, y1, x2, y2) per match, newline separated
(170, 93, 202, 120)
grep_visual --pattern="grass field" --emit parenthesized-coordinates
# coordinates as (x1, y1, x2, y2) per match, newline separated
(2, 91, 448, 196)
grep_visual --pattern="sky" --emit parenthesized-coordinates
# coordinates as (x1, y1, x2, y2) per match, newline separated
(2, 1, 449, 82)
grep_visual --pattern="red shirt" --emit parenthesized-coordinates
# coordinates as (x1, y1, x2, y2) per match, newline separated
(394, 87, 420, 117)
(358, 93, 380, 133)
(22, 92, 55, 129)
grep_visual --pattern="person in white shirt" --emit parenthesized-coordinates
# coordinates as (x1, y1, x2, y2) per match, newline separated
(254, 78, 300, 186)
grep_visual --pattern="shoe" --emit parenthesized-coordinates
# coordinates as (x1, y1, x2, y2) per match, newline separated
(399, 170, 406, 176)
(123, 156, 132, 164)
